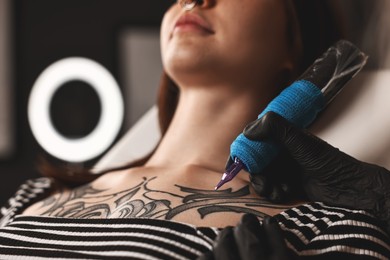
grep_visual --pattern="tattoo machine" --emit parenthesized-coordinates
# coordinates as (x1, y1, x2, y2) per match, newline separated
(215, 40, 368, 190)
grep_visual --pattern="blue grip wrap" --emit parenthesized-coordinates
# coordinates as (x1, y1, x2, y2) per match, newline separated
(230, 80, 325, 174)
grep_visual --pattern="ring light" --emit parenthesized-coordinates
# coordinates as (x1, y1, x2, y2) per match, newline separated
(28, 57, 124, 162)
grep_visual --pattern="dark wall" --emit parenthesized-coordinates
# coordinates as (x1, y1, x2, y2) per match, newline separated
(0, 0, 173, 205)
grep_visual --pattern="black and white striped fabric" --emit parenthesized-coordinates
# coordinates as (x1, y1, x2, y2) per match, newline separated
(0, 178, 52, 228)
(1, 178, 390, 259)
(276, 203, 390, 259)
(0, 216, 217, 259)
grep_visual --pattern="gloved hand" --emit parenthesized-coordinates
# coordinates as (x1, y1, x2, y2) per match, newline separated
(242, 111, 390, 232)
(225, 149, 305, 203)
(198, 214, 294, 260)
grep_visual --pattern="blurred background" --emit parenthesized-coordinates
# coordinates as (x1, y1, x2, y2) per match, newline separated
(0, 0, 173, 204)
(0, 0, 389, 205)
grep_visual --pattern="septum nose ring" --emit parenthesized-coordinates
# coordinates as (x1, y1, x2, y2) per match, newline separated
(180, 0, 198, 11)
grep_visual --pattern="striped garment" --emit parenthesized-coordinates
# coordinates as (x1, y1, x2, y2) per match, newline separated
(0, 216, 217, 259)
(0, 177, 389, 259)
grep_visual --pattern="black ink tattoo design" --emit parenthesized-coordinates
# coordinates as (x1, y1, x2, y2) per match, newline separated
(37, 177, 288, 220)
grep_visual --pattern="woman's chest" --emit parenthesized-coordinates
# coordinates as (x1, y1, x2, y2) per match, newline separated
(22, 168, 297, 227)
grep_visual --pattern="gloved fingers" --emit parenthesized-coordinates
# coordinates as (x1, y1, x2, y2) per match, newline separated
(244, 112, 390, 228)
(250, 148, 302, 202)
(212, 227, 240, 260)
(250, 174, 271, 196)
(249, 153, 284, 197)
(269, 184, 287, 203)
(263, 217, 291, 260)
(206, 214, 295, 260)
(197, 250, 215, 260)
(234, 214, 267, 260)
(246, 113, 389, 213)
(250, 173, 290, 203)
(243, 111, 281, 141)
(243, 111, 314, 149)
(244, 111, 341, 174)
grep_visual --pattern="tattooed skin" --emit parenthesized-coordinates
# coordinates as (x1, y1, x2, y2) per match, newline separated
(36, 177, 287, 220)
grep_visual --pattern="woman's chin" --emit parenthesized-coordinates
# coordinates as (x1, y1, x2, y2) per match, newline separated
(165, 56, 217, 79)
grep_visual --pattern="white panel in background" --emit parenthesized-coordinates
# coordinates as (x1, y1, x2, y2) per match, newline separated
(311, 70, 390, 170)
(0, 0, 14, 158)
(120, 28, 162, 128)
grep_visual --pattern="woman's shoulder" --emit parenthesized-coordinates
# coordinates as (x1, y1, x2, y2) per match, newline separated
(276, 202, 390, 259)
(0, 177, 54, 227)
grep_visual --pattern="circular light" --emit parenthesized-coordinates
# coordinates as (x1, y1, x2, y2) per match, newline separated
(28, 57, 124, 162)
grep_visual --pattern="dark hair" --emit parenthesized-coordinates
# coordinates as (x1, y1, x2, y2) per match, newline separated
(39, 0, 344, 186)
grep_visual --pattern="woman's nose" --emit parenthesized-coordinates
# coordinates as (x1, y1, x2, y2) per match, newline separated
(179, 0, 214, 11)
(197, 0, 215, 9)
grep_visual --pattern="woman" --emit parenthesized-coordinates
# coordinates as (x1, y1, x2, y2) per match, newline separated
(0, 0, 389, 259)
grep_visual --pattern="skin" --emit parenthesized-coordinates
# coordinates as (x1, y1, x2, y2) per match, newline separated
(23, 168, 295, 227)
(23, 0, 304, 227)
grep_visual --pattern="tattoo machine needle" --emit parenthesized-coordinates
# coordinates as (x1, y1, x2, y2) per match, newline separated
(215, 40, 368, 190)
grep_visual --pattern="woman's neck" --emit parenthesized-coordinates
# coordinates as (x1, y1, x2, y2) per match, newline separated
(146, 84, 273, 173)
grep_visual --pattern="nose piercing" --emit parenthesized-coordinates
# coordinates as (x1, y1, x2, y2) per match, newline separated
(180, 0, 197, 11)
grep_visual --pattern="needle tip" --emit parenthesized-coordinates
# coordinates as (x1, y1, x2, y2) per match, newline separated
(214, 157, 245, 191)
(214, 180, 225, 190)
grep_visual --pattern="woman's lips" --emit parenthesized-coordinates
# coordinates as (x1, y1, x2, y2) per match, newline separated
(173, 13, 214, 35)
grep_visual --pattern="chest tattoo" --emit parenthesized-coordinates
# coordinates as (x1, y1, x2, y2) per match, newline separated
(37, 177, 288, 220)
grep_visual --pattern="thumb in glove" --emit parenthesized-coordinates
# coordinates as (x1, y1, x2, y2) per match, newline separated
(198, 213, 294, 260)
(244, 111, 390, 231)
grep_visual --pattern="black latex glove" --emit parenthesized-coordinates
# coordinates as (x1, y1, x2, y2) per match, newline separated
(198, 214, 294, 260)
(225, 149, 305, 203)
(243, 111, 390, 232)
